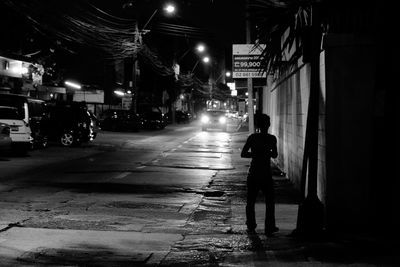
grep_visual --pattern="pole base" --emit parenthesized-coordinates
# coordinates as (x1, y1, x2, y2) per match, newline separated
(291, 194, 325, 239)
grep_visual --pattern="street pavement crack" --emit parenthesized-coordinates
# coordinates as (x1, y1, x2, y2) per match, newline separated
(0, 220, 26, 233)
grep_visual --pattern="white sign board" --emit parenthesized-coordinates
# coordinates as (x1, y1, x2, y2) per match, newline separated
(73, 90, 104, 103)
(232, 44, 266, 78)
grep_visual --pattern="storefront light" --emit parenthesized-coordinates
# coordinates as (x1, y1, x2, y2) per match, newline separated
(64, 81, 82, 89)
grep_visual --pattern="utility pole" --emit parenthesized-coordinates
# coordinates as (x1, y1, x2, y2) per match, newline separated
(132, 23, 141, 114)
(293, 4, 324, 238)
(245, 0, 254, 133)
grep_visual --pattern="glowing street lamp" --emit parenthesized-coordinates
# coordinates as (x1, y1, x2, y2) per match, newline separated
(196, 44, 205, 53)
(164, 4, 176, 14)
(225, 71, 231, 77)
(178, 43, 206, 62)
(143, 3, 176, 31)
(191, 56, 211, 73)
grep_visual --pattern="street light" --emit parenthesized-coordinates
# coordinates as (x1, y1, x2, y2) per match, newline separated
(215, 71, 231, 83)
(178, 43, 206, 62)
(130, 2, 176, 113)
(164, 4, 175, 14)
(191, 56, 210, 73)
(196, 44, 205, 53)
(142, 3, 176, 32)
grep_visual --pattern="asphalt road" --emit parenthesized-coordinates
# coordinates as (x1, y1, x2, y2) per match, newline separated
(0, 119, 240, 266)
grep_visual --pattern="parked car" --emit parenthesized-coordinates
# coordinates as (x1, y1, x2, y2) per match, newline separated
(0, 122, 12, 153)
(200, 110, 228, 132)
(0, 93, 47, 153)
(175, 110, 192, 124)
(99, 109, 142, 132)
(139, 107, 167, 129)
(42, 103, 96, 147)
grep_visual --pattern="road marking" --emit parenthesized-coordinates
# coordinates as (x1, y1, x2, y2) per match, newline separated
(136, 166, 146, 169)
(112, 172, 131, 179)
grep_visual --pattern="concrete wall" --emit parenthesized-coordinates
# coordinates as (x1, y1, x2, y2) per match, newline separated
(269, 55, 327, 203)
(267, 32, 391, 235)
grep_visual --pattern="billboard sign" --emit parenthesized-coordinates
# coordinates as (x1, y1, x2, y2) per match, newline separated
(232, 44, 266, 78)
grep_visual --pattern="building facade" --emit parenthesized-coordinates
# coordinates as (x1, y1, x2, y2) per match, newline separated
(263, 4, 397, 238)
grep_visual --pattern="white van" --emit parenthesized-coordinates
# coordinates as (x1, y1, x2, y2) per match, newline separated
(0, 93, 46, 153)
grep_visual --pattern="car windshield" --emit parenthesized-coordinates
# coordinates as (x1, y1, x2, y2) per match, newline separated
(0, 106, 21, 120)
(206, 110, 226, 117)
(0, 97, 25, 120)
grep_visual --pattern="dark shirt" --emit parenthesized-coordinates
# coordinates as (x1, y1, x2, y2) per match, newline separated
(241, 132, 278, 177)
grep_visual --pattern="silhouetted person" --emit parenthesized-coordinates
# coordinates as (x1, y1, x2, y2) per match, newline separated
(241, 113, 279, 236)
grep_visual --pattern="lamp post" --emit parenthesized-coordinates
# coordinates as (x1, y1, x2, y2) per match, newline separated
(130, 3, 176, 113)
(215, 70, 231, 84)
(142, 4, 176, 33)
(191, 56, 210, 73)
(178, 43, 206, 63)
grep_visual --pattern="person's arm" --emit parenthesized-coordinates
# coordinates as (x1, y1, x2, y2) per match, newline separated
(270, 135, 278, 158)
(241, 135, 253, 158)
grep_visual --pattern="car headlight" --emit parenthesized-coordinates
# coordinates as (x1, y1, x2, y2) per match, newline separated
(201, 115, 210, 123)
(219, 116, 227, 124)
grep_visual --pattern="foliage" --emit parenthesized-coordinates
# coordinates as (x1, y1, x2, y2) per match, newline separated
(249, 0, 314, 75)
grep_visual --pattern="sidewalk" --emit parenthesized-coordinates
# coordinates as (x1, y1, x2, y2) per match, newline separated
(203, 128, 399, 266)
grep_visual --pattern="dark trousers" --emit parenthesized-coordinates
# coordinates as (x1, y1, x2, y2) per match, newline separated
(246, 176, 276, 231)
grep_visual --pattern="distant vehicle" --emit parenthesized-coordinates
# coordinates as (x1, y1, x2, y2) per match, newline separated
(175, 110, 192, 124)
(99, 109, 142, 132)
(42, 103, 96, 147)
(139, 106, 167, 130)
(200, 110, 228, 132)
(0, 93, 47, 154)
(0, 122, 12, 153)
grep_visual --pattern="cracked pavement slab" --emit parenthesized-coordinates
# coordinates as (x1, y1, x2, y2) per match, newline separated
(0, 227, 182, 266)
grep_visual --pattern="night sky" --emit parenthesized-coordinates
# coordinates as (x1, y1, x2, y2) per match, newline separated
(0, 0, 247, 85)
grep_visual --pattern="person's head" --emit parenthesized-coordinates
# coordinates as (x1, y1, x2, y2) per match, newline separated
(255, 113, 270, 133)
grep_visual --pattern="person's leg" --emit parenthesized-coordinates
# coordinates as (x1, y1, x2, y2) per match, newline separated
(263, 178, 278, 235)
(246, 178, 258, 231)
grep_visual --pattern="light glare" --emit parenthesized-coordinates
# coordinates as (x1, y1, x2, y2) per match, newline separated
(114, 90, 125, 96)
(164, 4, 175, 13)
(197, 44, 205, 53)
(201, 115, 210, 123)
(64, 81, 82, 89)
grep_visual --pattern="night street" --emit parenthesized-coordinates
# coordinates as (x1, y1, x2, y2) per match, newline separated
(0, 120, 242, 265)
(1, 0, 398, 266)
(1, 120, 398, 266)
